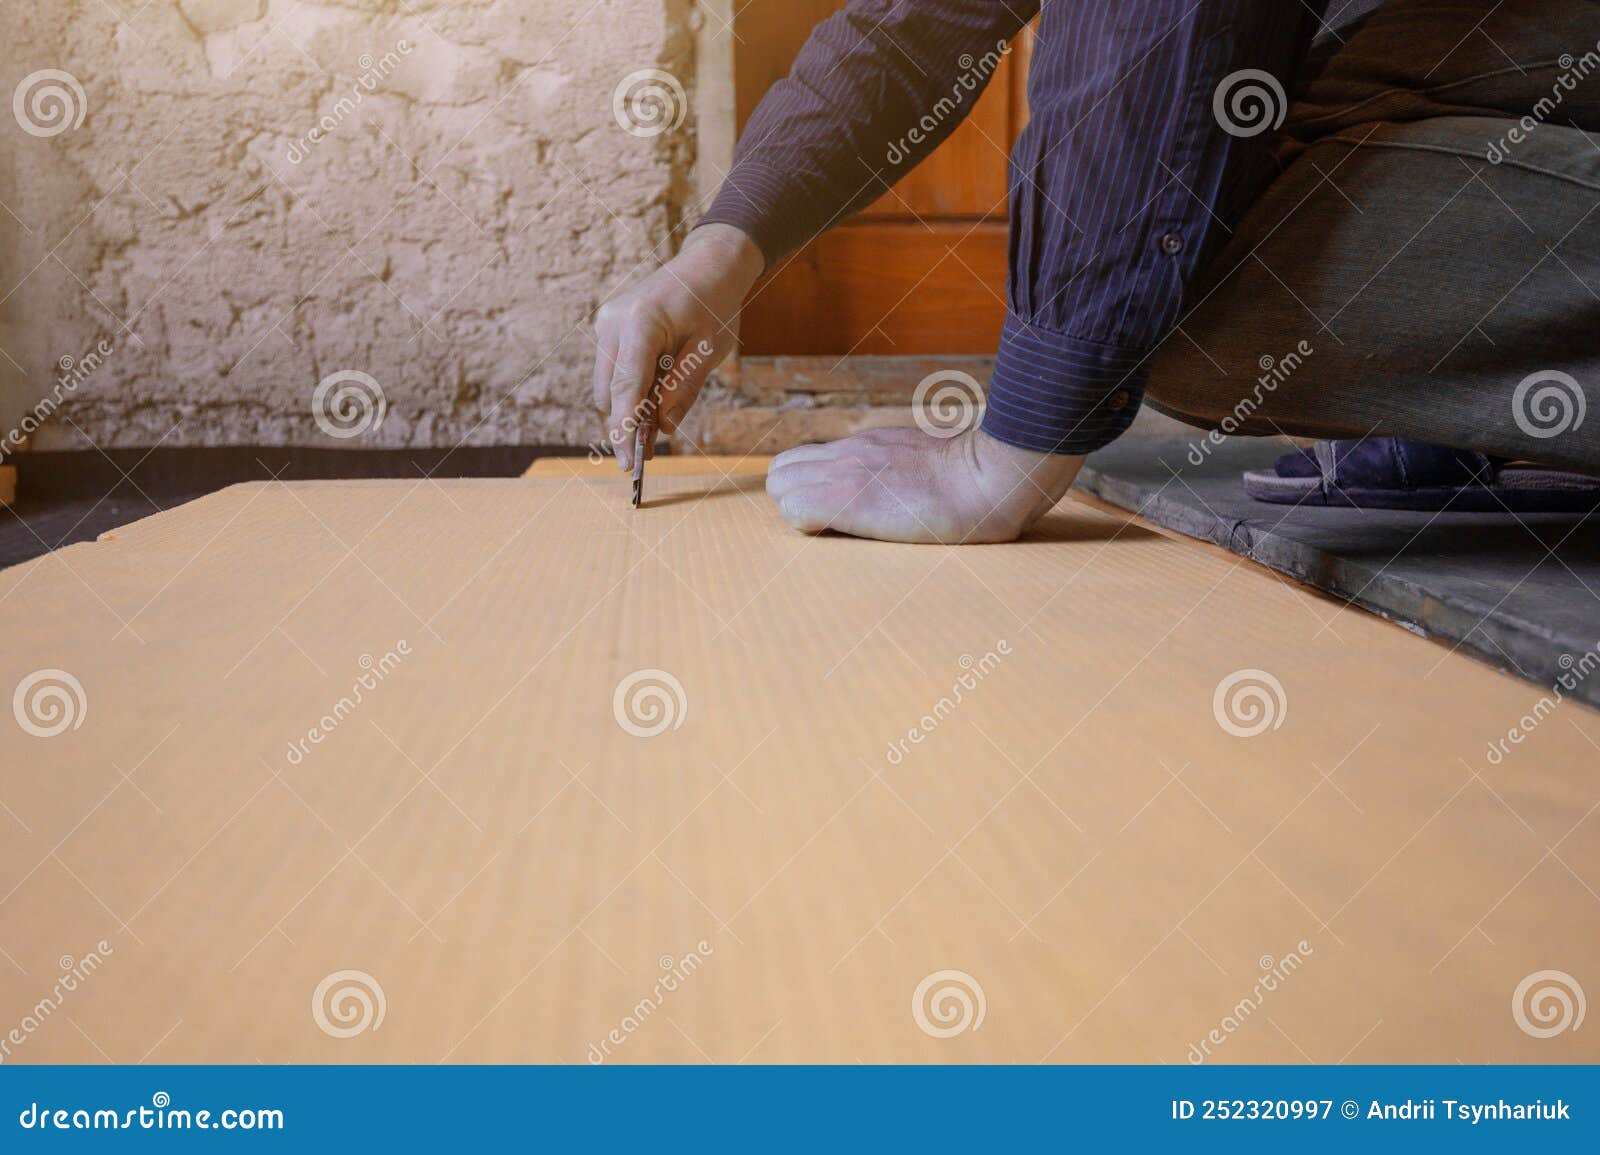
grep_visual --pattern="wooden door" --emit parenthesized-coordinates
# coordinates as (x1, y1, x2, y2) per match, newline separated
(732, 4, 1032, 357)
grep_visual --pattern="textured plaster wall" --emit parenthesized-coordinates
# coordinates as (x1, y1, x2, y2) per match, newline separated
(0, 0, 700, 451)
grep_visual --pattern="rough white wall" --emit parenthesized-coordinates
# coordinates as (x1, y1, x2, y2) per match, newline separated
(0, 0, 699, 451)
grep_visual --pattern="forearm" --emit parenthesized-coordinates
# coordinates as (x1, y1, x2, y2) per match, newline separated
(698, 0, 1039, 267)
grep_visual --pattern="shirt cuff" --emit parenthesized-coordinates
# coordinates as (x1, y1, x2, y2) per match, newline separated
(694, 160, 807, 270)
(980, 314, 1149, 456)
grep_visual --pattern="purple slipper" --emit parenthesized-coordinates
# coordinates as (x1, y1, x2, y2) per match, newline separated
(1243, 437, 1600, 512)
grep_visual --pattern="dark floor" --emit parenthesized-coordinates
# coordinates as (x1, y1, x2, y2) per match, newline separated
(1080, 438, 1600, 709)
(0, 447, 568, 570)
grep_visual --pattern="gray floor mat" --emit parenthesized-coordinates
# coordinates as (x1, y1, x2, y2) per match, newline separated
(1079, 437, 1600, 710)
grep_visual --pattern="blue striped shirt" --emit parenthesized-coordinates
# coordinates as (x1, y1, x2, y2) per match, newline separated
(700, 0, 1331, 454)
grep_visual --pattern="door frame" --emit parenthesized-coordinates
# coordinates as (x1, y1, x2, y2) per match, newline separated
(687, 0, 1008, 453)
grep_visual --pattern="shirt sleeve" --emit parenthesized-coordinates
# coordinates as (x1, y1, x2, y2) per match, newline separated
(983, 0, 1329, 454)
(696, 0, 1040, 265)
(700, 1, 1329, 457)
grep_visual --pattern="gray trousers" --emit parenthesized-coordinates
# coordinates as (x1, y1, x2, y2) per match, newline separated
(1148, 0, 1600, 472)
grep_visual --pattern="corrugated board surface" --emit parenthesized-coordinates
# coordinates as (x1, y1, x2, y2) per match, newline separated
(0, 474, 1596, 1063)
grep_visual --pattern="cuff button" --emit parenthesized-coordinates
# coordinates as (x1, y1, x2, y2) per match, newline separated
(1160, 232, 1185, 255)
(1106, 390, 1132, 412)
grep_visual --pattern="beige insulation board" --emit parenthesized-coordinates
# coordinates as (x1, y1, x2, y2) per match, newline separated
(0, 472, 1596, 1064)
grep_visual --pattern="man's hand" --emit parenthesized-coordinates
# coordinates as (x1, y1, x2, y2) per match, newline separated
(766, 426, 1084, 544)
(593, 223, 766, 470)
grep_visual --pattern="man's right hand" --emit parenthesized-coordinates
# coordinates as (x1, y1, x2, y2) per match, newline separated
(593, 223, 766, 470)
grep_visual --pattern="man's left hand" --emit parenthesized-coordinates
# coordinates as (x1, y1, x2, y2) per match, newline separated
(766, 426, 1084, 544)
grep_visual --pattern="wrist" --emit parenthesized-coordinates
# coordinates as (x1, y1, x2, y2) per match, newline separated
(971, 427, 1082, 493)
(965, 427, 1083, 533)
(684, 223, 766, 292)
